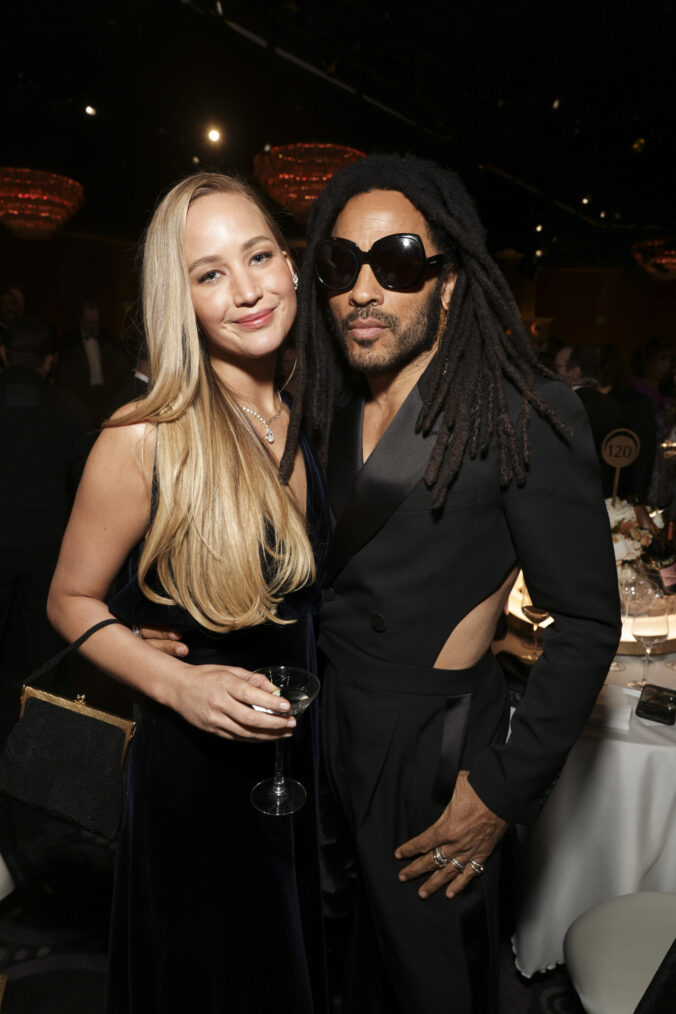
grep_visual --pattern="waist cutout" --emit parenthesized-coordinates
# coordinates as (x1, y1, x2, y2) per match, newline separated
(319, 628, 501, 697)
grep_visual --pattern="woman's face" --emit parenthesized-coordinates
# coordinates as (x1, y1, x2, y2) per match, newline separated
(184, 191, 296, 368)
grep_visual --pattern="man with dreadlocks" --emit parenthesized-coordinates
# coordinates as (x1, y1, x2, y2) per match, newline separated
(286, 155, 621, 1013)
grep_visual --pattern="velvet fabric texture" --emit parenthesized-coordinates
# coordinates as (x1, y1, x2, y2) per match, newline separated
(105, 427, 331, 1014)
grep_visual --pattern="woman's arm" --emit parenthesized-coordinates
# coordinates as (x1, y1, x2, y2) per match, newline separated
(47, 419, 296, 741)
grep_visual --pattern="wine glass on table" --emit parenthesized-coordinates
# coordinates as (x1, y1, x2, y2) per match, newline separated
(520, 585, 549, 663)
(250, 666, 320, 816)
(629, 594, 669, 690)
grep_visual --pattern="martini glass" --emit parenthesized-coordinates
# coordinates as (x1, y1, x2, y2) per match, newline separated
(250, 666, 320, 816)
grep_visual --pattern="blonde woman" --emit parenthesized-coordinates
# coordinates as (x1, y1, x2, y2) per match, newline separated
(48, 174, 330, 1014)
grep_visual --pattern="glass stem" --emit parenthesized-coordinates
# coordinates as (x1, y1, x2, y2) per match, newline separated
(643, 647, 651, 687)
(272, 739, 287, 800)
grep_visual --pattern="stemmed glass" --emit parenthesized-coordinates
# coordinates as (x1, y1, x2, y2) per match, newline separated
(520, 585, 549, 662)
(629, 593, 669, 690)
(250, 666, 320, 816)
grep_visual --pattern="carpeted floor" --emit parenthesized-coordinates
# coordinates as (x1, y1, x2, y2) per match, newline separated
(0, 805, 584, 1014)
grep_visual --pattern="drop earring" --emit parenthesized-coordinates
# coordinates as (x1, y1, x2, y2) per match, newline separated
(292, 273, 299, 291)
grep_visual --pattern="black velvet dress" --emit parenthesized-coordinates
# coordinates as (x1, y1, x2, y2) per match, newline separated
(104, 429, 331, 1014)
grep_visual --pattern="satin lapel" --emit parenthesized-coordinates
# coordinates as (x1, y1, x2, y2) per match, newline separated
(325, 382, 433, 584)
(327, 394, 363, 520)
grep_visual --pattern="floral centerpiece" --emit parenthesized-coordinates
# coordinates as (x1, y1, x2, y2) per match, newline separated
(605, 498, 661, 585)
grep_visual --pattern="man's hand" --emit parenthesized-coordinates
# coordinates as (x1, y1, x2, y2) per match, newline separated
(137, 625, 189, 658)
(394, 771, 506, 899)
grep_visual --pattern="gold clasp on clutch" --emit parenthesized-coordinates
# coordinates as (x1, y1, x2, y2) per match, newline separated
(75, 693, 87, 705)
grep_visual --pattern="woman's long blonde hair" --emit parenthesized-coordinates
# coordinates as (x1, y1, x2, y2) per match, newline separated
(107, 172, 315, 631)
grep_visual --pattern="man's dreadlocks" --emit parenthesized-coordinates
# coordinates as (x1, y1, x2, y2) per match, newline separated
(281, 154, 570, 507)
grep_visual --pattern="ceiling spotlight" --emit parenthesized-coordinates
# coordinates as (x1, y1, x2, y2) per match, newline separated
(599, 210, 606, 219)
(552, 98, 560, 110)
(207, 128, 221, 143)
(535, 249, 544, 258)
(581, 196, 590, 205)
(85, 105, 97, 116)
(192, 156, 200, 165)
(535, 224, 543, 232)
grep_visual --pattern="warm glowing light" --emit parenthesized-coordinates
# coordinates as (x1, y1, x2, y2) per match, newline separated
(0, 168, 84, 239)
(85, 105, 97, 116)
(599, 210, 606, 219)
(192, 156, 200, 165)
(208, 128, 221, 143)
(552, 98, 560, 110)
(535, 249, 543, 258)
(581, 196, 590, 205)
(535, 224, 543, 232)
(254, 142, 365, 222)
(633, 238, 676, 280)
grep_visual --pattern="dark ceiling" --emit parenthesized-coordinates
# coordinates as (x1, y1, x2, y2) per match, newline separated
(2, 0, 674, 267)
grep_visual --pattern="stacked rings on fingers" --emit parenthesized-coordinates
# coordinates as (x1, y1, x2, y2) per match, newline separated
(433, 846, 450, 868)
(450, 856, 465, 873)
(131, 626, 144, 639)
(469, 859, 485, 875)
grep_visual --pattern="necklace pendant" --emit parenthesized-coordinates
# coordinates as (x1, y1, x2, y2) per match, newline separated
(265, 426, 275, 443)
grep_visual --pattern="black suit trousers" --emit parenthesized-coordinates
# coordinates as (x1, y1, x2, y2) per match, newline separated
(321, 640, 507, 1014)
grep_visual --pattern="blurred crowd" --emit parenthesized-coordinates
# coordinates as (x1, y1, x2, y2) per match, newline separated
(539, 334, 676, 508)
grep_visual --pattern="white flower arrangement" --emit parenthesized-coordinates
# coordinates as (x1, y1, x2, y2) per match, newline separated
(605, 498, 655, 567)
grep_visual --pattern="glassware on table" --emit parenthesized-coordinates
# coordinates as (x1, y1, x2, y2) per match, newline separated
(628, 593, 669, 690)
(250, 666, 320, 816)
(520, 585, 549, 662)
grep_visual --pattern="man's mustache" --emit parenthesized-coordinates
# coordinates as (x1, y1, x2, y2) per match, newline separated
(340, 308, 398, 331)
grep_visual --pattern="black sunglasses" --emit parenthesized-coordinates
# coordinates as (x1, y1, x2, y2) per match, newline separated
(314, 233, 448, 293)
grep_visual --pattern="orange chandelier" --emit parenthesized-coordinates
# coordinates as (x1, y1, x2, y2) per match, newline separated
(0, 168, 84, 239)
(254, 143, 365, 222)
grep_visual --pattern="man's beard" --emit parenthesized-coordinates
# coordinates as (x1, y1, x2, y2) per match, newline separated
(329, 279, 443, 375)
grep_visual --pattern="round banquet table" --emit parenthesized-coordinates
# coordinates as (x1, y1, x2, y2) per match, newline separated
(500, 636, 676, 978)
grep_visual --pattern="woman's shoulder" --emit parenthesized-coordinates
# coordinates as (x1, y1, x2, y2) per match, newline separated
(89, 404, 157, 482)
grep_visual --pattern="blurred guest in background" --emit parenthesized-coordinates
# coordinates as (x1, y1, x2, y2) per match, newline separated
(555, 344, 621, 496)
(632, 337, 676, 504)
(55, 300, 126, 423)
(0, 288, 22, 356)
(0, 316, 92, 892)
(597, 344, 656, 502)
(109, 319, 149, 413)
(631, 336, 674, 416)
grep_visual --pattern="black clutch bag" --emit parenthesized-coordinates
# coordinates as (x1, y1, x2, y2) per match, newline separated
(0, 618, 136, 839)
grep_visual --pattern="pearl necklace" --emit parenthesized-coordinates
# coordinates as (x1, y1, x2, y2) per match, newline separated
(240, 392, 283, 444)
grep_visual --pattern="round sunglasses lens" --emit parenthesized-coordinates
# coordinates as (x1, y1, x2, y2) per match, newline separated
(316, 242, 358, 290)
(373, 236, 424, 289)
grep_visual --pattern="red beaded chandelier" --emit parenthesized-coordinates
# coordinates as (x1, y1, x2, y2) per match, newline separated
(0, 168, 84, 239)
(632, 238, 676, 281)
(253, 143, 365, 222)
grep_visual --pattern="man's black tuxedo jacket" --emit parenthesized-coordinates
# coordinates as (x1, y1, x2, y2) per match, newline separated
(320, 372, 621, 825)
(55, 327, 125, 422)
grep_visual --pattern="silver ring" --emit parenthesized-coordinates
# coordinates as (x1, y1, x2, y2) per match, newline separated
(131, 626, 144, 639)
(469, 859, 485, 875)
(450, 856, 465, 873)
(433, 846, 450, 869)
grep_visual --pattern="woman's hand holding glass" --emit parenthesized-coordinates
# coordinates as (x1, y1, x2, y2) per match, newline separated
(171, 663, 297, 741)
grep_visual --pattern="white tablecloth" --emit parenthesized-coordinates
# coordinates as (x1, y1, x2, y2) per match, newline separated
(510, 652, 676, 977)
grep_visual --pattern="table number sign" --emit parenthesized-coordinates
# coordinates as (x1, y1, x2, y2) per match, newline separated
(601, 428, 641, 503)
